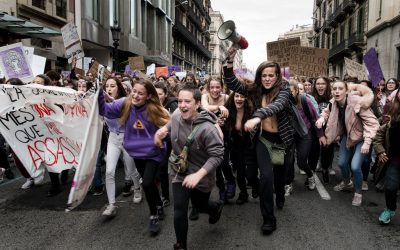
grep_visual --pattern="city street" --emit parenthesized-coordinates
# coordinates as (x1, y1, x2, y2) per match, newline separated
(1, 163, 399, 250)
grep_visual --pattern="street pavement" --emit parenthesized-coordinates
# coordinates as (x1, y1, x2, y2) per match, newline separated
(1, 163, 400, 250)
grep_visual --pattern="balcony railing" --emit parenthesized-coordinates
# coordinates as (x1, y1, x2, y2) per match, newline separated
(348, 32, 365, 49)
(316, 0, 322, 7)
(353, 0, 366, 4)
(329, 39, 349, 58)
(343, 0, 356, 13)
(328, 3, 346, 27)
(322, 22, 331, 33)
(314, 20, 321, 32)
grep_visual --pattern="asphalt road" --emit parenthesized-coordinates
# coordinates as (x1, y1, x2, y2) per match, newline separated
(1, 163, 400, 250)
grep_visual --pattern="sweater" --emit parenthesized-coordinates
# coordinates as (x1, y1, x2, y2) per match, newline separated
(98, 91, 165, 162)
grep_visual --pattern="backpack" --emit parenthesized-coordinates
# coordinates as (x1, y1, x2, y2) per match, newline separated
(290, 100, 308, 138)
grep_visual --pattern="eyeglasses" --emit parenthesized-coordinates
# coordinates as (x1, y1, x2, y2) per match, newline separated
(387, 81, 395, 84)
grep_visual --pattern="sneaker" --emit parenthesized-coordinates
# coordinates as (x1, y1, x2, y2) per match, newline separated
(284, 184, 293, 197)
(236, 192, 249, 205)
(173, 243, 187, 250)
(329, 168, 336, 176)
(157, 206, 165, 220)
(162, 198, 170, 207)
(122, 181, 133, 197)
(133, 187, 142, 204)
(209, 200, 224, 224)
(261, 219, 277, 235)
(92, 186, 104, 196)
(21, 178, 34, 189)
(315, 165, 322, 172)
(149, 215, 160, 235)
(333, 180, 354, 192)
(352, 193, 362, 206)
(0, 168, 5, 181)
(252, 185, 259, 199)
(322, 170, 329, 184)
(379, 208, 395, 225)
(299, 170, 306, 175)
(308, 176, 316, 190)
(33, 174, 45, 185)
(362, 181, 369, 191)
(189, 207, 199, 221)
(226, 183, 236, 199)
(102, 203, 117, 216)
(4, 168, 14, 179)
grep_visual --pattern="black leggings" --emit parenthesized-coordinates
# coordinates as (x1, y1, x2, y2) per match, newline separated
(173, 183, 216, 245)
(216, 148, 236, 192)
(320, 144, 335, 170)
(135, 159, 162, 215)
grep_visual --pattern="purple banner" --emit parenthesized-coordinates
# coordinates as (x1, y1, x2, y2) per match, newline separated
(281, 67, 290, 80)
(363, 48, 384, 87)
(124, 64, 139, 77)
(168, 65, 181, 76)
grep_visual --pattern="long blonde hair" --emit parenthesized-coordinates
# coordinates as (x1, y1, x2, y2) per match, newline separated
(120, 79, 170, 128)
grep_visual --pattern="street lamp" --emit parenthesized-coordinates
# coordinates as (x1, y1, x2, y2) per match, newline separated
(110, 20, 121, 72)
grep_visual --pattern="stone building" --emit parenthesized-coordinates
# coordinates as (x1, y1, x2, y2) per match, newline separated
(278, 24, 313, 47)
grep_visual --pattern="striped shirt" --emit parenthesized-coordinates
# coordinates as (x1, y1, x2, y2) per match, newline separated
(223, 66, 294, 146)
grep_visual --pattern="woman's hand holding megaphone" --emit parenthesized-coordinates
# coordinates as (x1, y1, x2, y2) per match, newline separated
(225, 46, 238, 67)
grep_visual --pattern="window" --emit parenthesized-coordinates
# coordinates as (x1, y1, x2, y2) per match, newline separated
(358, 7, 364, 33)
(332, 31, 337, 46)
(378, 0, 383, 19)
(32, 0, 46, 10)
(85, 0, 100, 22)
(348, 17, 353, 37)
(56, 0, 67, 19)
(340, 24, 345, 42)
(130, 0, 137, 36)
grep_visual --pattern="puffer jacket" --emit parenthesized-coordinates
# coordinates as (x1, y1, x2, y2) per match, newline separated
(320, 84, 379, 148)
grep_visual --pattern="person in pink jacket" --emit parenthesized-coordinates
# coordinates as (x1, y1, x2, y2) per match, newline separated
(316, 81, 379, 206)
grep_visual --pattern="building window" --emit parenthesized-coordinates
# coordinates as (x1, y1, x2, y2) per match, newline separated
(340, 24, 345, 42)
(332, 31, 337, 46)
(56, 0, 67, 18)
(32, 0, 46, 10)
(86, 0, 100, 22)
(378, 0, 383, 19)
(358, 7, 364, 33)
(348, 17, 353, 37)
(130, 0, 137, 36)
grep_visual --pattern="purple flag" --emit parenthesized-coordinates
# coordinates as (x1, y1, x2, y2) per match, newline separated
(363, 48, 384, 87)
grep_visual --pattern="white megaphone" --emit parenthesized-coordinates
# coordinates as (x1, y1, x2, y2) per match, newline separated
(217, 20, 248, 49)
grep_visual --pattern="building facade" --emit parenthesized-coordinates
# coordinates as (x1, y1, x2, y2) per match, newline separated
(172, 0, 212, 73)
(79, 0, 173, 71)
(0, 0, 73, 72)
(278, 24, 313, 47)
(366, 0, 400, 79)
(312, 0, 368, 78)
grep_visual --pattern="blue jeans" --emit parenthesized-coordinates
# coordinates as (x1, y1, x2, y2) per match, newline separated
(385, 159, 400, 211)
(338, 135, 365, 193)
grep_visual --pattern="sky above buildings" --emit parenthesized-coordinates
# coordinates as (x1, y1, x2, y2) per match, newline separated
(210, 0, 313, 71)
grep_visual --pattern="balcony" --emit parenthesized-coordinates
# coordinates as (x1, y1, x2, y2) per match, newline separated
(187, 7, 202, 29)
(353, 0, 366, 4)
(348, 32, 365, 50)
(329, 39, 351, 59)
(316, 0, 322, 7)
(314, 20, 321, 32)
(343, 0, 356, 13)
(328, 3, 346, 28)
(321, 22, 331, 33)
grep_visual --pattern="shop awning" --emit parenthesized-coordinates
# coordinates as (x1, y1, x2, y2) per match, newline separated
(0, 12, 61, 38)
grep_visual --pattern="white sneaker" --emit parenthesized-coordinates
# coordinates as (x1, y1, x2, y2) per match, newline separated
(308, 176, 316, 190)
(352, 193, 362, 206)
(329, 168, 336, 176)
(21, 178, 34, 189)
(102, 204, 117, 216)
(133, 187, 143, 204)
(0, 168, 5, 181)
(284, 184, 293, 197)
(299, 170, 306, 175)
(33, 174, 44, 185)
(362, 181, 369, 191)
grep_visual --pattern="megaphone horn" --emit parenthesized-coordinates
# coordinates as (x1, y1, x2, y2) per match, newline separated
(217, 20, 248, 49)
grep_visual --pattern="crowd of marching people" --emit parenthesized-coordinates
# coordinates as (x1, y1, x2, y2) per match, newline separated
(1, 45, 400, 250)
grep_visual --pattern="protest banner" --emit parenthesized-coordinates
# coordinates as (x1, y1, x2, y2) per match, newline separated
(23, 46, 34, 66)
(0, 43, 34, 82)
(344, 57, 369, 81)
(146, 63, 155, 75)
(168, 65, 181, 76)
(61, 22, 85, 63)
(0, 84, 103, 209)
(87, 61, 110, 83)
(363, 48, 384, 87)
(31, 55, 46, 77)
(83, 57, 92, 73)
(233, 68, 255, 81)
(155, 66, 168, 78)
(266, 37, 301, 67)
(128, 56, 145, 71)
(288, 46, 329, 77)
(74, 67, 85, 77)
(61, 71, 71, 79)
(175, 71, 187, 81)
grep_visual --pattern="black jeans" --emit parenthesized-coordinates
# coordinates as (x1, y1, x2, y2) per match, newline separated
(286, 132, 313, 184)
(320, 143, 335, 170)
(0, 134, 11, 170)
(173, 183, 216, 245)
(256, 132, 294, 223)
(158, 140, 171, 201)
(216, 148, 236, 192)
(135, 159, 162, 215)
(231, 148, 247, 194)
(384, 159, 400, 211)
(308, 130, 320, 172)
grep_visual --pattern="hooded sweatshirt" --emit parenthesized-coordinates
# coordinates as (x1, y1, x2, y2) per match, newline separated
(98, 91, 165, 162)
(168, 108, 224, 193)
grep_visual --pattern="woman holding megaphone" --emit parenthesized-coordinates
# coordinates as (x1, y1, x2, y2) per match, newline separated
(223, 46, 295, 235)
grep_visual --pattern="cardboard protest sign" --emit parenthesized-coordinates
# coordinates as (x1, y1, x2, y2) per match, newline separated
(266, 37, 301, 67)
(128, 56, 145, 71)
(156, 66, 168, 78)
(344, 57, 369, 81)
(175, 71, 187, 81)
(288, 46, 329, 77)
(31, 55, 46, 77)
(146, 63, 155, 75)
(363, 48, 384, 87)
(0, 43, 33, 82)
(61, 22, 85, 63)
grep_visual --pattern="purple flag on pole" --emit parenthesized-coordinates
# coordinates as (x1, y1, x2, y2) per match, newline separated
(363, 48, 384, 87)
